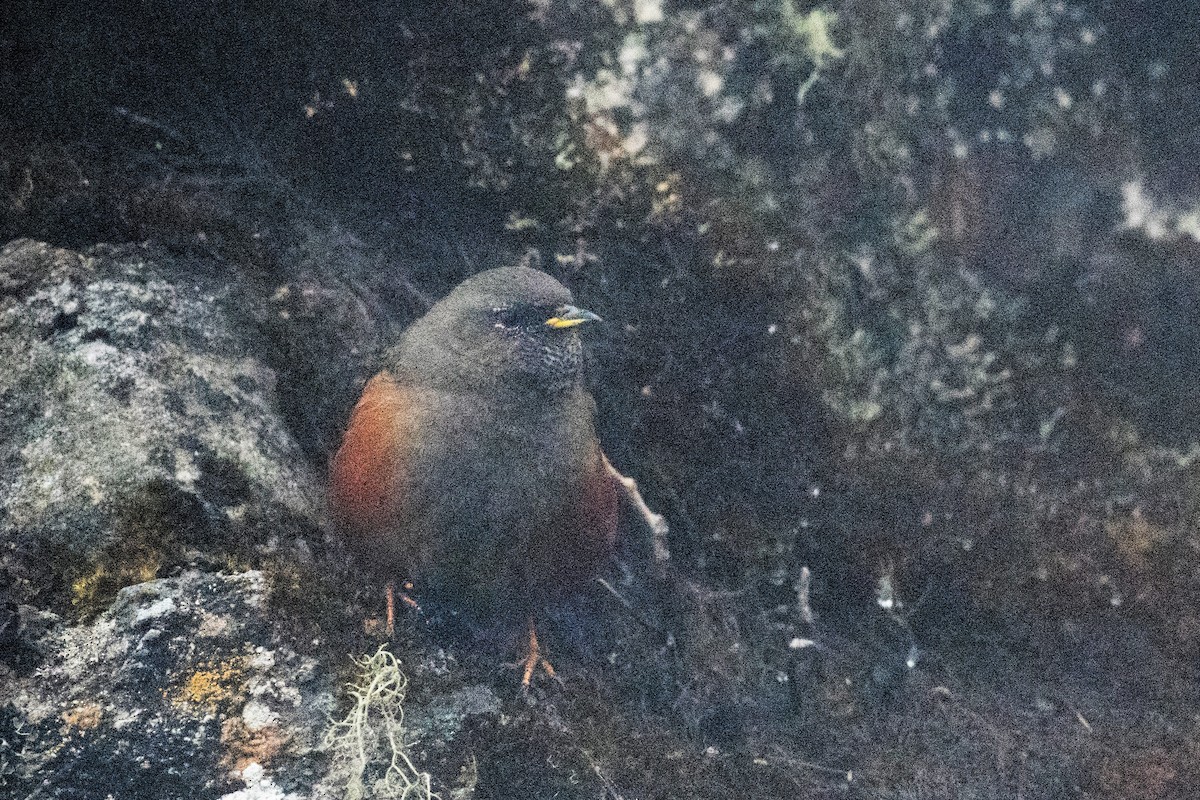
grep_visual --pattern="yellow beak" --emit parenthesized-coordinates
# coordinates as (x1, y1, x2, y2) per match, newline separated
(544, 305, 602, 329)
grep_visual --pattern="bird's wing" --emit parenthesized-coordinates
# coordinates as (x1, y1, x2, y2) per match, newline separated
(329, 372, 413, 547)
(583, 445, 621, 552)
(527, 443, 620, 597)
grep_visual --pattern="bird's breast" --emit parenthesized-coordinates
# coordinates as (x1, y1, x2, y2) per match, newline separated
(411, 390, 591, 518)
(333, 374, 615, 619)
(400, 387, 606, 594)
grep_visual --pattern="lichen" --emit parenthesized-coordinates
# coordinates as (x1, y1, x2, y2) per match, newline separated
(176, 657, 248, 712)
(60, 703, 104, 732)
(323, 645, 438, 800)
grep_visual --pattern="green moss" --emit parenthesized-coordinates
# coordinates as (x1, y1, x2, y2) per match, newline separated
(67, 479, 195, 618)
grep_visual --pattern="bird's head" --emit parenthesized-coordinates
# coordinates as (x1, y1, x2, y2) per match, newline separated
(391, 267, 603, 397)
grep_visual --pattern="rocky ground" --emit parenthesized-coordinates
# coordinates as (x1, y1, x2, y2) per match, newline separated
(0, 225, 1195, 800)
(4, 1, 1200, 798)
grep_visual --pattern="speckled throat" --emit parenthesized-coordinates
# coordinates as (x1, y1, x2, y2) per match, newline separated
(512, 330, 584, 395)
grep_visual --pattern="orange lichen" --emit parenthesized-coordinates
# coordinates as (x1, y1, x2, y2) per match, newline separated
(176, 658, 247, 711)
(61, 702, 104, 731)
(70, 560, 160, 614)
(220, 716, 291, 773)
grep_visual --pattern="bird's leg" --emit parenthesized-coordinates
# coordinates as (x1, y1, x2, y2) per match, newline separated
(370, 580, 420, 638)
(518, 617, 557, 687)
(398, 580, 420, 610)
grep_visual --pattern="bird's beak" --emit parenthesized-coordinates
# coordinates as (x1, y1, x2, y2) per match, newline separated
(545, 305, 602, 329)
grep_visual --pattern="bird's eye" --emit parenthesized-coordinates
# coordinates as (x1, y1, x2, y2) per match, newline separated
(491, 306, 516, 328)
(491, 305, 544, 330)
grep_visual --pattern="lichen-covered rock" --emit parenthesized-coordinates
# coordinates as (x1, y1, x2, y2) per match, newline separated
(0, 235, 696, 800)
(0, 570, 331, 800)
(0, 238, 323, 612)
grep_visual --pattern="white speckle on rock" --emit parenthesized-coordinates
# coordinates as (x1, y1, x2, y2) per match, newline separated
(110, 707, 145, 729)
(197, 610, 232, 638)
(134, 596, 177, 624)
(633, 0, 664, 24)
(220, 762, 303, 800)
(242, 699, 278, 731)
(80, 475, 106, 505)
(79, 340, 119, 366)
(136, 628, 164, 651)
(174, 448, 200, 489)
(250, 648, 276, 670)
(696, 69, 723, 97)
(117, 309, 150, 329)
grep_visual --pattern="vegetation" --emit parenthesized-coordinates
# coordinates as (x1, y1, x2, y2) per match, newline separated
(324, 646, 438, 800)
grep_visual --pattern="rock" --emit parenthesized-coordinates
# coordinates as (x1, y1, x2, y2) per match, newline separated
(0, 238, 519, 800)
(0, 570, 332, 800)
(0, 238, 323, 612)
(0, 236, 732, 800)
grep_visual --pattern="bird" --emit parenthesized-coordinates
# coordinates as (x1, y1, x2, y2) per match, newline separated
(329, 266, 619, 684)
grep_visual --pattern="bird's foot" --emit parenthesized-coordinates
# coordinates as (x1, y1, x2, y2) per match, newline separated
(389, 580, 421, 616)
(365, 581, 419, 638)
(511, 620, 559, 688)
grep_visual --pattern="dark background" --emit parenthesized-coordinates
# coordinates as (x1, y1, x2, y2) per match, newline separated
(3, 1, 1200, 796)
